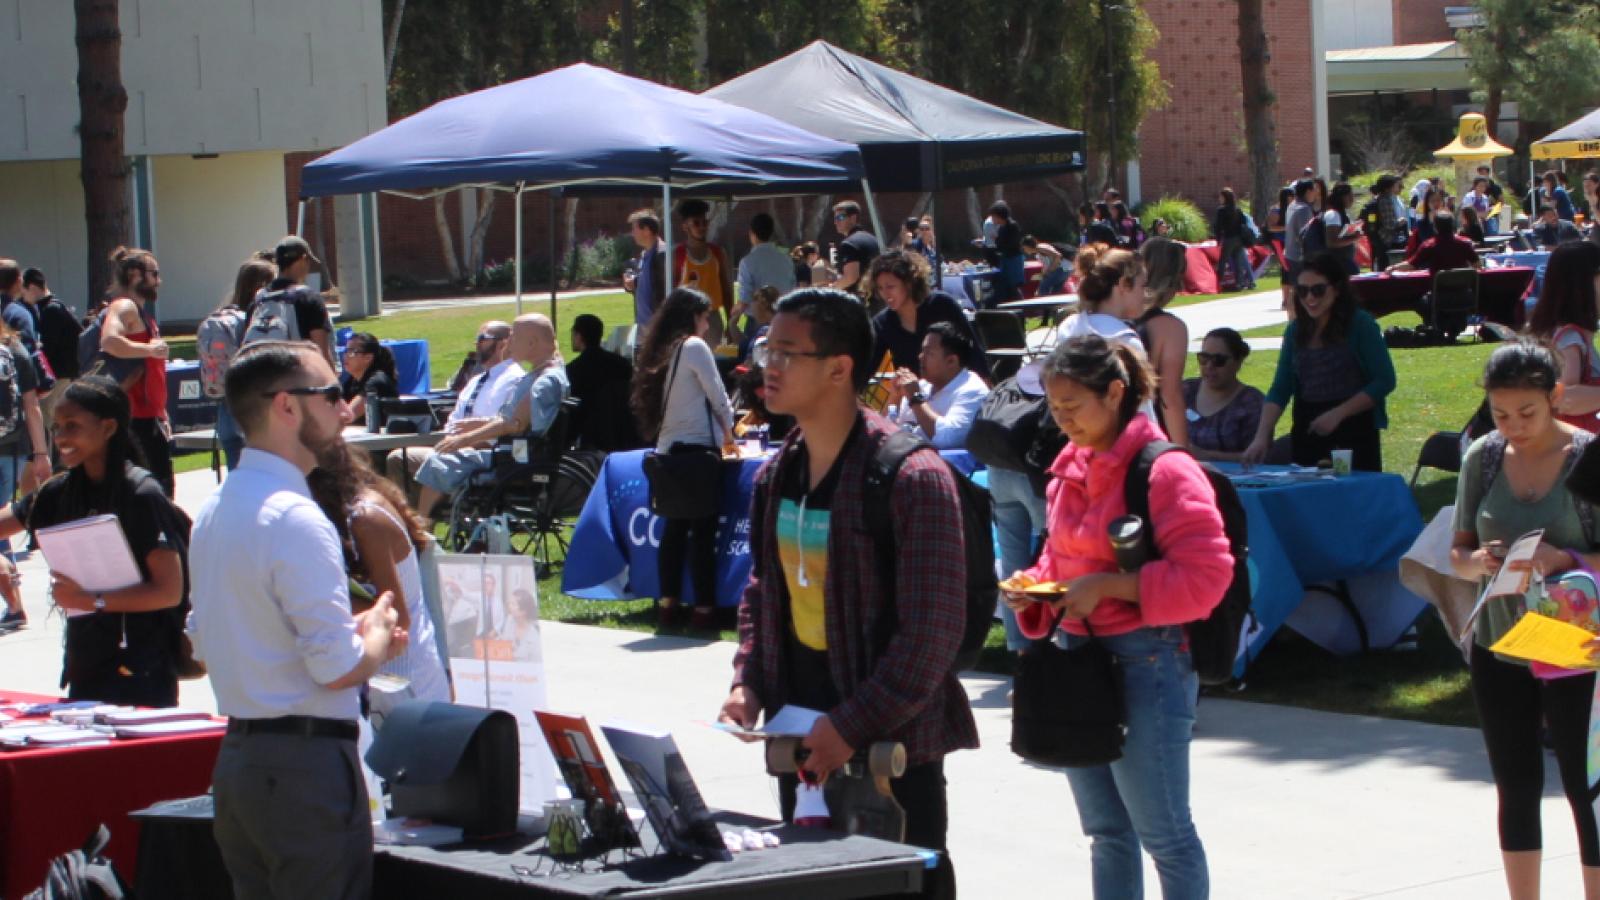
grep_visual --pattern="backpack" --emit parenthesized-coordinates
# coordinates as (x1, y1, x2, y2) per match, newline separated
(966, 376, 1050, 475)
(24, 824, 126, 900)
(865, 430, 997, 672)
(1297, 210, 1329, 258)
(76, 307, 147, 388)
(1239, 209, 1260, 248)
(195, 307, 247, 399)
(1123, 440, 1254, 685)
(1359, 197, 1382, 239)
(0, 348, 23, 443)
(240, 286, 303, 345)
(1481, 430, 1597, 547)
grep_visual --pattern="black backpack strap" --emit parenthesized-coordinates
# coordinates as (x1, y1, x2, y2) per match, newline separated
(1480, 430, 1596, 548)
(864, 429, 927, 657)
(1122, 440, 1183, 558)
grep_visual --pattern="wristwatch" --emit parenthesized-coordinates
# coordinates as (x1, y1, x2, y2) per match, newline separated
(909, 391, 928, 406)
(93, 594, 106, 612)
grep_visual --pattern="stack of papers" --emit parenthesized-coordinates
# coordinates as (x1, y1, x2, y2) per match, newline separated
(97, 708, 212, 727)
(114, 719, 226, 739)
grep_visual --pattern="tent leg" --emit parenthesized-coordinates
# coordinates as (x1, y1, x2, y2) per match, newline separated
(663, 183, 674, 293)
(514, 183, 525, 316)
(549, 189, 560, 336)
(860, 178, 885, 241)
(295, 200, 306, 236)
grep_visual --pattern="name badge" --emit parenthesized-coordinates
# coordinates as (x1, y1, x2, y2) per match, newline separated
(1185, 407, 1202, 423)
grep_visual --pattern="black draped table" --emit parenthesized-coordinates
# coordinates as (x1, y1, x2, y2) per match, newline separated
(133, 795, 927, 899)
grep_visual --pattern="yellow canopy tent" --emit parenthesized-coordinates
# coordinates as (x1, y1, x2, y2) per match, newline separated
(1532, 108, 1600, 160)
(1434, 113, 1514, 225)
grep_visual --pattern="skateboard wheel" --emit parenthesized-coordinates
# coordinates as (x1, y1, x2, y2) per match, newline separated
(766, 737, 801, 774)
(868, 742, 906, 778)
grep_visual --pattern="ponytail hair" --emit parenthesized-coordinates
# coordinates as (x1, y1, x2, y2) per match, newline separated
(1075, 246, 1143, 312)
(1042, 333, 1157, 429)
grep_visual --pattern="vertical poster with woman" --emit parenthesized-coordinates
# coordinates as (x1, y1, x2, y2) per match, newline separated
(438, 551, 556, 812)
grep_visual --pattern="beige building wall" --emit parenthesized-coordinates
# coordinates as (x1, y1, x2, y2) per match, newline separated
(151, 152, 289, 325)
(0, 159, 86, 307)
(1, 0, 383, 161)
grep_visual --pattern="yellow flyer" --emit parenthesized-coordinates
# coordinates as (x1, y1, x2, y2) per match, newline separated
(1489, 613, 1600, 670)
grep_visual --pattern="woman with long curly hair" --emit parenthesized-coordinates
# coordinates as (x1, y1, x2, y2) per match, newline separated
(630, 287, 734, 630)
(308, 440, 450, 714)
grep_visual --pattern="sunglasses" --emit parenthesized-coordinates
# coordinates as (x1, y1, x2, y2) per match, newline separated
(834, 213, 850, 221)
(263, 383, 342, 404)
(1293, 283, 1331, 300)
(1196, 352, 1233, 368)
(475, 333, 500, 343)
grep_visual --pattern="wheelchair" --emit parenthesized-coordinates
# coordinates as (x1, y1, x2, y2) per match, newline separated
(440, 398, 603, 577)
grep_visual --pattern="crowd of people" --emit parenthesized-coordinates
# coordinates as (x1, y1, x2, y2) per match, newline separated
(9, 167, 1600, 900)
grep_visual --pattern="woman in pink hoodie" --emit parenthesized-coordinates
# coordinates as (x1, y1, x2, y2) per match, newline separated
(1004, 334, 1232, 899)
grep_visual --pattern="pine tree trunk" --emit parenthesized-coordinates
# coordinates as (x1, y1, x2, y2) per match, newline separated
(1238, 0, 1280, 226)
(74, 0, 131, 305)
(1484, 83, 1503, 140)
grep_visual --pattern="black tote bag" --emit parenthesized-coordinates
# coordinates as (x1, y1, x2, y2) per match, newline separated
(1010, 615, 1126, 768)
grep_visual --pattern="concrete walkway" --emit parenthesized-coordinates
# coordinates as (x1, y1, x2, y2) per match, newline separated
(0, 467, 1583, 898)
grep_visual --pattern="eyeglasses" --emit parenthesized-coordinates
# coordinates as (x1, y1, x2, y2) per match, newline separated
(263, 383, 342, 404)
(1195, 352, 1233, 368)
(753, 343, 831, 370)
(1293, 283, 1331, 300)
(142, 269, 160, 278)
(476, 333, 500, 343)
(834, 213, 850, 221)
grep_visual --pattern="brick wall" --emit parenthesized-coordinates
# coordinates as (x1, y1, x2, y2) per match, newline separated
(1392, 0, 1454, 45)
(1138, 0, 1319, 211)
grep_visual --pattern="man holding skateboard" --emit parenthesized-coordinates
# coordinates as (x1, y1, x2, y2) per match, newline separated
(719, 287, 976, 897)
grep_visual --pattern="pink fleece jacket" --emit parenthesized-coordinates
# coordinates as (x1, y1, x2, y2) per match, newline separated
(1017, 415, 1233, 639)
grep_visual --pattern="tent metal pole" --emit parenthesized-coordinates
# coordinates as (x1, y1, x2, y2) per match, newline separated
(663, 182, 674, 293)
(514, 182, 525, 316)
(860, 178, 885, 241)
(549, 188, 560, 336)
(295, 200, 306, 236)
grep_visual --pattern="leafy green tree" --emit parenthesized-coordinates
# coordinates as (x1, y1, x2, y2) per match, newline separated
(1461, 0, 1600, 136)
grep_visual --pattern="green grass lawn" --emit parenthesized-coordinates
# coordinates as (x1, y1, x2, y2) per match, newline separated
(1168, 275, 1281, 308)
(173, 291, 1498, 726)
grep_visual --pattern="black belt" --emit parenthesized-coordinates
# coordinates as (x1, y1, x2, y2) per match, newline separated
(227, 716, 358, 742)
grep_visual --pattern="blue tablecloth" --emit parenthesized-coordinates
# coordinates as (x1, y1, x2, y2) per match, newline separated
(563, 448, 982, 608)
(941, 270, 996, 308)
(1485, 251, 1550, 298)
(165, 360, 215, 431)
(336, 329, 431, 394)
(1217, 466, 1426, 673)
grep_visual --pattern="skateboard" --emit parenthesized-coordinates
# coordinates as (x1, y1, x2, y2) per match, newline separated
(765, 736, 907, 843)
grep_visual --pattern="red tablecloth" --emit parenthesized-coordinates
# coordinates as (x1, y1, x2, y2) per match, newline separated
(1348, 267, 1536, 325)
(1181, 242, 1277, 294)
(0, 691, 223, 897)
(1020, 259, 1044, 299)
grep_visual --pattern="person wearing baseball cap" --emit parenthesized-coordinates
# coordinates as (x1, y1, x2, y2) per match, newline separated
(249, 236, 334, 364)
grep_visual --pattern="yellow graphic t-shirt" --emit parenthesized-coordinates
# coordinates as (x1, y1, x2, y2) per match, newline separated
(777, 497, 830, 650)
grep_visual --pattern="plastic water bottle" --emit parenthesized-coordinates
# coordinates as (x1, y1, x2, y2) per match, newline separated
(793, 781, 831, 829)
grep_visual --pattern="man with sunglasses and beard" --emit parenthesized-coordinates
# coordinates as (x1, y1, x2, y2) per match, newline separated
(190, 340, 407, 900)
(385, 320, 518, 495)
(98, 246, 175, 496)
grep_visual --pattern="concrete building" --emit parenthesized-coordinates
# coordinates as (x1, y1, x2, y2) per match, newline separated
(0, 0, 385, 326)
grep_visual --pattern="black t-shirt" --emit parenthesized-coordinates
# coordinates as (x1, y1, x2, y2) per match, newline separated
(340, 369, 398, 403)
(566, 347, 639, 451)
(870, 291, 991, 380)
(256, 279, 332, 340)
(37, 295, 83, 379)
(12, 464, 186, 690)
(835, 227, 881, 275)
(776, 421, 863, 714)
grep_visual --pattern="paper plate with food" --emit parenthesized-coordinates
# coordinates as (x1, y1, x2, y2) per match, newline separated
(998, 574, 1067, 598)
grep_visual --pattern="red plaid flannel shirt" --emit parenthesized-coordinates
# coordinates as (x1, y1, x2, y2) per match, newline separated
(731, 410, 979, 766)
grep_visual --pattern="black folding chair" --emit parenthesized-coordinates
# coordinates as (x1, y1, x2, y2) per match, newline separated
(974, 310, 1030, 381)
(1428, 268, 1479, 339)
(1409, 431, 1463, 489)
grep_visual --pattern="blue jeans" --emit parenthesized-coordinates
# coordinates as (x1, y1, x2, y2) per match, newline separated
(1039, 267, 1070, 297)
(214, 402, 244, 471)
(1060, 625, 1206, 900)
(989, 467, 1047, 652)
(1219, 237, 1254, 290)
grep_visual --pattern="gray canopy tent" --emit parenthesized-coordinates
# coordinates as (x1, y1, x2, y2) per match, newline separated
(298, 62, 866, 331)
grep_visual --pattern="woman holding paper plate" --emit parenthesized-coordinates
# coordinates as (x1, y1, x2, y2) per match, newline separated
(1450, 340, 1600, 900)
(0, 376, 186, 707)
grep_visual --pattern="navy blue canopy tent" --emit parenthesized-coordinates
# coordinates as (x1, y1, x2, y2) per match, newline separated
(705, 41, 1085, 193)
(298, 63, 866, 318)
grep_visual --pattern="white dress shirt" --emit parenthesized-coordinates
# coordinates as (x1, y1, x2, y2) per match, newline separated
(449, 358, 525, 426)
(890, 367, 990, 449)
(187, 448, 364, 721)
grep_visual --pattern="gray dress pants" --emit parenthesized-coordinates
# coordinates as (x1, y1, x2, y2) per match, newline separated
(211, 730, 373, 900)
